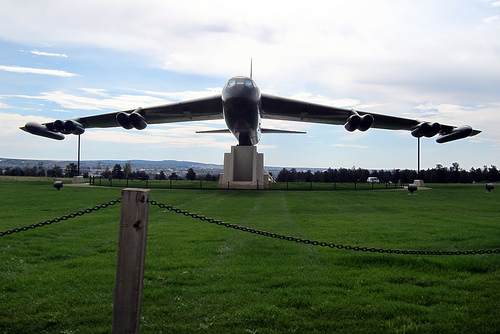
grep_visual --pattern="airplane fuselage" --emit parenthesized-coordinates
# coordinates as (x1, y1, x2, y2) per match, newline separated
(221, 76, 261, 146)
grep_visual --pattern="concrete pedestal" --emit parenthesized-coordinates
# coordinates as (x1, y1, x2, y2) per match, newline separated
(219, 146, 271, 189)
(72, 176, 85, 184)
(413, 179, 425, 187)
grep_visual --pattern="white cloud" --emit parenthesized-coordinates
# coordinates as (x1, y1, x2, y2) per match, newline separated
(10, 91, 169, 111)
(7, 86, 226, 112)
(30, 50, 68, 57)
(143, 88, 222, 101)
(0, 1, 498, 104)
(0, 65, 78, 77)
(261, 119, 312, 132)
(85, 126, 234, 149)
(483, 15, 499, 24)
(0, 112, 53, 135)
(289, 93, 362, 109)
(79, 88, 109, 97)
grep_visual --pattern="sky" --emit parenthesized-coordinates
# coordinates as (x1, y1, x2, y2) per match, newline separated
(1, 0, 499, 170)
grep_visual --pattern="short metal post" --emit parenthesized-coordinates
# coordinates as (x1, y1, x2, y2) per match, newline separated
(112, 188, 150, 334)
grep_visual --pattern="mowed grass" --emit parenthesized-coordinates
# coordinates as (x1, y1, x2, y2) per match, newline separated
(0, 178, 498, 333)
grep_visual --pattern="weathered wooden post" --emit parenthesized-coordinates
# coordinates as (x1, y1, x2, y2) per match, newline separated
(112, 188, 150, 334)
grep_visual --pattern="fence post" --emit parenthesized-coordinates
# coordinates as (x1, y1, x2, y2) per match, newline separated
(112, 188, 150, 334)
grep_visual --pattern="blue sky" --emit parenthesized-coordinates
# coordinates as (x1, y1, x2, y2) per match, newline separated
(1, 0, 499, 170)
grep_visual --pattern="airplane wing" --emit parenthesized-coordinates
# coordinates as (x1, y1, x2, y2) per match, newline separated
(20, 95, 223, 140)
(260, 94, 481, 143)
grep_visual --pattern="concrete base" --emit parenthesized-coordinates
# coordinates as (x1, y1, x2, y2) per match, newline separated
(413, 179, 425, 187)
(72, 176, 85, 184)
(219, 146, 272, 189)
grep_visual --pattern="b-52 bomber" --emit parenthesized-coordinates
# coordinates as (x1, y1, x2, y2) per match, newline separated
(21, 75, 481, 146)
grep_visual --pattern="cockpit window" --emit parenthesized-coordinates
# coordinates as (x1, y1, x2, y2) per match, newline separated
(227, 77, 255, 88)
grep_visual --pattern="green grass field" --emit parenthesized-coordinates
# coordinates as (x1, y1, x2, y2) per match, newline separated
(0, 177, 498, 333)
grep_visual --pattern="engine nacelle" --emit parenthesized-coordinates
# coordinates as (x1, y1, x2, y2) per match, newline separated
(64, 120, 85, 135)
(344, 114, 360, 132)
(22, 122, 65, 140)
(358, 114, 374, 132)
(344, 111, 374, 132)
(129, 112, 147, 130)
(117, 108, 147, 130)
(411, 122, 441, 138)
(54, 120, 71, 134)
(436, 125, 473, 143)
(116, 112, 134, 129)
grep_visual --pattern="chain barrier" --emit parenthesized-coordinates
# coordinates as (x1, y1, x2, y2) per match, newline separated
(0, 198, 121, 237)
(3, 197, 498, 255)
(148, 199, 500, 256)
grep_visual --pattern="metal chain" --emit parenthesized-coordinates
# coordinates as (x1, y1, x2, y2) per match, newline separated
(148, 199, 500, 256)
(0, 198, 121, 237)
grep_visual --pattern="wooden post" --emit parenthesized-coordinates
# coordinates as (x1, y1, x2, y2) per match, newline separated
(112, 188, 150, 334)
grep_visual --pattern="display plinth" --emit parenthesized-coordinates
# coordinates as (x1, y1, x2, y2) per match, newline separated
(72, 176, 85, 184)
(219, 146, 272, 189)
(413, 179, 425, 187)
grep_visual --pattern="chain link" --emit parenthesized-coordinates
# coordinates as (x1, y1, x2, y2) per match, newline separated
(148, 199, 500, 256)
(0, 198, 121, 236)
(3, 197, 498, 256)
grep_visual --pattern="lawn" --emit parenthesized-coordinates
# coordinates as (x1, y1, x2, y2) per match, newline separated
(0, 178, 498, 333)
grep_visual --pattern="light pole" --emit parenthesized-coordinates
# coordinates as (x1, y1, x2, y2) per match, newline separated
(77, 134, 81, 176)
(417, 137, 420, 180)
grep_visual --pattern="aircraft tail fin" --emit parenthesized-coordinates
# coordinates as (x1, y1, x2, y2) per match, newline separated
(250, 58, 253, 79)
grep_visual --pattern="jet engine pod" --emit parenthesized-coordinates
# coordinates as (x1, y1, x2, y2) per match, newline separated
(54, 120, 71, 134)
(116, 112, 134, 129)
(411, 122, 441, 138)
(436, 125, 473, 143)
(358, 114, 374, 132)
(64, 120, 85, 135)
(424, 122, 441, 137)
(129, 112, 147, 130)
(344, 114, 361, 132)
(23, 122, 65, 140)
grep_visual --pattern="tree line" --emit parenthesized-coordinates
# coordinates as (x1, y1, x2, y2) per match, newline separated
(3, 161, 499, 184)
(275, 163, 499, 184)
(101, 164, 218, 181)
(1, 162, 78, 178)
(0, 161, 222, 182)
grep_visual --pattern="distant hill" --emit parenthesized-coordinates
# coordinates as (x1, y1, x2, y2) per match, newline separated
(0, 157, 224, 175)
(0, 157, 325, 177)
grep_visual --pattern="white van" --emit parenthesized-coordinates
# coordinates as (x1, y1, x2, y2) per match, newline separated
(367, 177, 380, 183)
